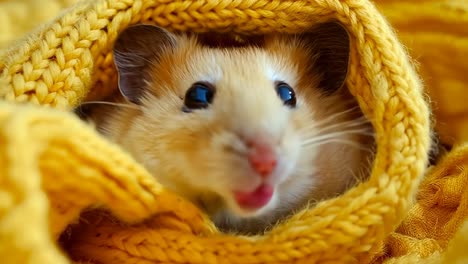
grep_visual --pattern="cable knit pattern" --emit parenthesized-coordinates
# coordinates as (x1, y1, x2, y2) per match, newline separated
(0, 0, 466, 263)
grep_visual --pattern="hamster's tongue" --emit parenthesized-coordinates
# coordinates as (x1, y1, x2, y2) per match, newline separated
(234, 184, 273, 209)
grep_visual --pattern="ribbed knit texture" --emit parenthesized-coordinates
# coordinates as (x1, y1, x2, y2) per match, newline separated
(0, 0, 466, 263)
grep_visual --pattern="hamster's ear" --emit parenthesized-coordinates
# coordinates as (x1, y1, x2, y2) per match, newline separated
(113, 24, 176, 104)
(303, 22, 351, 94)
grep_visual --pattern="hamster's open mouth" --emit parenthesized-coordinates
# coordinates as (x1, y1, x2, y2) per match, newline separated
(233, 184, 274, 209)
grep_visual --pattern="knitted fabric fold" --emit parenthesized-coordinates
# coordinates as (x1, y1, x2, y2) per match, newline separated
(0, 0, 466, 263)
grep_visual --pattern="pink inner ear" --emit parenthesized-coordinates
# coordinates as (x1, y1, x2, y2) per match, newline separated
(113, 24, 177, 104)
(299, 22, 350, 94)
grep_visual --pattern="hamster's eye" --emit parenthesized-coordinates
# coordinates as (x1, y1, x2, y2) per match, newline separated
(183, 82, 215, 112)
(275, 82, 296, 108)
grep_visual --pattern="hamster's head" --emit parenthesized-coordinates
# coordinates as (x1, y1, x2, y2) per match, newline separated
(108, 23, 373, 233)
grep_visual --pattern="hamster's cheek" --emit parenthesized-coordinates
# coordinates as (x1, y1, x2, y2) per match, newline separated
(195, 148, 263, 192)
(273, 109, 313, 179)
(150, 120, 249, 192)
(276, 141, 318, 200)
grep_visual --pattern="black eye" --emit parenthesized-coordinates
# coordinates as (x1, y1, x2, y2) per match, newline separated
(183, 82, 215, 112)
(276, 82, 296, 108)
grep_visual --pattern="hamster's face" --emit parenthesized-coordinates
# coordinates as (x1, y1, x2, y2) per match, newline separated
(104, 24, 373, 233)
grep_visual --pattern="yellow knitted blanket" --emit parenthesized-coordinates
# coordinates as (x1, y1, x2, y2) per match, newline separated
(0, 0, 467, 263)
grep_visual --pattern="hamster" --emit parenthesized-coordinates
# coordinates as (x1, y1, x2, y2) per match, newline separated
(76, 22, 375, 235)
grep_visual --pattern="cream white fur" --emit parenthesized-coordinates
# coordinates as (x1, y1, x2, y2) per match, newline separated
(88, 29, 374, 234)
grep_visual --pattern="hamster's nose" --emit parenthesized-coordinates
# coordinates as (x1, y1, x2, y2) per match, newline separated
(246, 141, 277, 177)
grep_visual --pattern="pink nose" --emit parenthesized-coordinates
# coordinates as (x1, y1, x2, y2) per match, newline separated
(247, 142, 277, 177)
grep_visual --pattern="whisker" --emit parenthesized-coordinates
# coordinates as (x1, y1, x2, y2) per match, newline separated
(78, 101, 140, 110)
(297, 106, 366, 134)
(301, 129, 374, 145)
(313, 106, 361, 123)
(299, 117, 371, 137)
(302, 138, 374, 153)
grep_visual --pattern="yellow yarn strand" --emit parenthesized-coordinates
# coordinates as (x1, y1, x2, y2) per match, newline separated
(0, 0, 442, 263)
